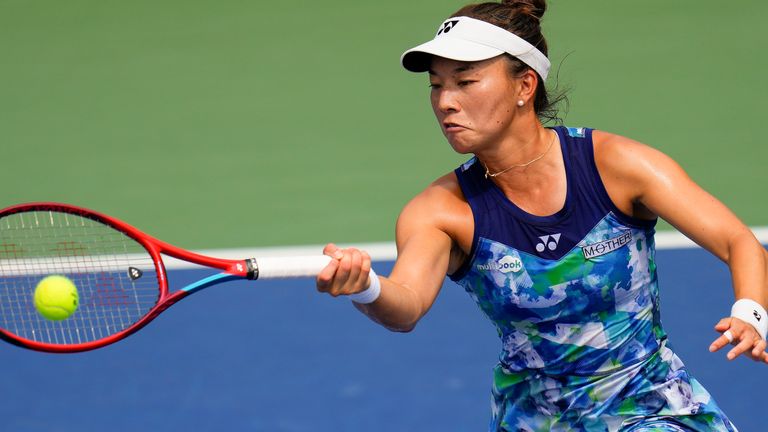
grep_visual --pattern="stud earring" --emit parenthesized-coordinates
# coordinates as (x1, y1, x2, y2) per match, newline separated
(517, 100, 524, 107)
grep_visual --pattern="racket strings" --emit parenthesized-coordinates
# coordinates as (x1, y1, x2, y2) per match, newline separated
(0, 210, 159, 346)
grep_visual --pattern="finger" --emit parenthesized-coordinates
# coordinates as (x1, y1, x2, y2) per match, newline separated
(323, 243, 344, 260)
(337, 249, 352, 274)
(347, 248, 363, 291)
(330, 251, 352, 296)
(751, 339, 767, 359)
(355, 251, 371, 292)
(714, 317, 732, 332)
(316, 258, 340, 292)
(359, 253, 374, 292)
(334, 249, 361, 296)
(709, 331, 734, 353)
(322, 243, 336, 256)
(726, 333, 756, 361)
(361, 251, 372, 282)
(723, 329, 734, 344)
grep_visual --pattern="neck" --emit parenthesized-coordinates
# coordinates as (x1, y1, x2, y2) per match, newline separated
(479, 125, 566, 217)
(478, 122, 553, 176)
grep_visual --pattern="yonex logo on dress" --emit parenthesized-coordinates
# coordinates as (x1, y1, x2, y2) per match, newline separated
(476, 255, 523, 274)
(437, 20, 459, 35)
(535, 234, 561, 253)
(581, 231, 632, 260)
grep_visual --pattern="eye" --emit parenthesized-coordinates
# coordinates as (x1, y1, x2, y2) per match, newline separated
(428, 82, 441, 90)
(458, 80, 476, 87)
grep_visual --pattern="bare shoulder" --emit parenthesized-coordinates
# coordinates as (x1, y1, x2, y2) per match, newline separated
(397, 171, 470, 233)
(592, 130, 685, 175)
(396, 171, 474, 263)
(593, 130, 691, 187)
(594, 130, 662, 163)
(591, 130, 692, 219)
(416, 171, 466, 206)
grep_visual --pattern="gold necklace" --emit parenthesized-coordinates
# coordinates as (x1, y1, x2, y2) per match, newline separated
(483, 130, 557, 179)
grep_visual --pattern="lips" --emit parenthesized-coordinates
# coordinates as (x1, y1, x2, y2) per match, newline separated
(443, 121, 466, 132)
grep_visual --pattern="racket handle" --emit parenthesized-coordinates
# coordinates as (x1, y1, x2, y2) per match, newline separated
(249, 255, 333, 279)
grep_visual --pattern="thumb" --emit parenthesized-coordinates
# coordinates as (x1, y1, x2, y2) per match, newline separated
(323, 243, 343, 259)
(714, 317, 732, 331)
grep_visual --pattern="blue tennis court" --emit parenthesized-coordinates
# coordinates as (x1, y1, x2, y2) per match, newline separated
(1, 244, 765, 431)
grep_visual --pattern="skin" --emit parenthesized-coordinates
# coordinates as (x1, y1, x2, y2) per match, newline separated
(316, 55, 768, 363)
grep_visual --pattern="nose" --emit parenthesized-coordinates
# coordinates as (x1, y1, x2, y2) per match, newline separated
(432, 88, 460, 114)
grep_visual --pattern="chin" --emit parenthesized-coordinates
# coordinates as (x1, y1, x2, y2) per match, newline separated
(449, 146, 475, 156)
(445, 137, 478, 155)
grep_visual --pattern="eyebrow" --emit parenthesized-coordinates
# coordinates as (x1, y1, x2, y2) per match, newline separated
(428, 64, 476, 76)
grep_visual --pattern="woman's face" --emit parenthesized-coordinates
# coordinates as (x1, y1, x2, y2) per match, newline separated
(428, 55, 521, 154)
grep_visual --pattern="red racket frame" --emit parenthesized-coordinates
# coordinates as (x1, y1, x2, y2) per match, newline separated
(0, 202, 253, 353)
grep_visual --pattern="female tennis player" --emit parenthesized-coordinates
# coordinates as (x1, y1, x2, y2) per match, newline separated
(317, 1, 767, 430)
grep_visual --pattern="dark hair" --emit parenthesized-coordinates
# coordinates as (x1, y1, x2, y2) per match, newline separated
(451, 0, 566, 124)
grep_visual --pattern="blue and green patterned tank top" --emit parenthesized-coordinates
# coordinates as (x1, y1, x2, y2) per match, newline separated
(449, 127, 736, 430)
(450, 126, 663, 375)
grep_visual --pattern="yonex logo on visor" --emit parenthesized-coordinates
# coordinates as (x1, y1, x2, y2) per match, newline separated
(401, 16, 551, 81)
(437, 20, 459, 35)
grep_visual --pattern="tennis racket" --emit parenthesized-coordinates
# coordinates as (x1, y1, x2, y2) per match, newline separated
(0, 202, 334, 353)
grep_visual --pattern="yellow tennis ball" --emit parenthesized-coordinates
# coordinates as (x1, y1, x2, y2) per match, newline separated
(34, 275, 79, 321)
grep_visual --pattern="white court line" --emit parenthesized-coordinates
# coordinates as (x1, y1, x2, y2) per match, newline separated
(162, 226, 768, 270)
(655, 226, 768, 249)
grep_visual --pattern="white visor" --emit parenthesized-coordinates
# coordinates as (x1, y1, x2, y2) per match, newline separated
(401, 16, 550, 81)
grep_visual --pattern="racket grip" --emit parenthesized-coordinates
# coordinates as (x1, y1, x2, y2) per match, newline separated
(249, 255, 333, 279)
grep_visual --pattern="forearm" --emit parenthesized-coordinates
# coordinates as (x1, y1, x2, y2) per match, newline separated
(353, 276, 426, 332)
(320, 181, 457, 332)
(707, 231, 768, 362)
(727, 230, 768, 307)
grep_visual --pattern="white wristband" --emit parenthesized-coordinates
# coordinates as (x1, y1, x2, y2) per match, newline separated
(349, 269, 381, 304)
(731, 299, 768, 341)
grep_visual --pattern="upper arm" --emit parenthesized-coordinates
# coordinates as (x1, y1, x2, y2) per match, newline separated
(594, 130, 752, 260)
(387, 174, 470, 314)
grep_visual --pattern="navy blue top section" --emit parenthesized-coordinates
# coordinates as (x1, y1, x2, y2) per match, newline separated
(450, 126, 656, 280)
